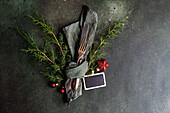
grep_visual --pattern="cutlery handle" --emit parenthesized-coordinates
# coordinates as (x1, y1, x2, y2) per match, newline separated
(65, 79, 73, 91)
(74, 24, 89, 90)
(74, 78, 80, 90)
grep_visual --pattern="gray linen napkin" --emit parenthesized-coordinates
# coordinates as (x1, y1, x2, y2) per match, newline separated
(63, 5, 98, 103)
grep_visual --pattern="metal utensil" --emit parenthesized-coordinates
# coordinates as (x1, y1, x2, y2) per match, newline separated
(74, 23, 89, 90)
(65, 24, 89, 91)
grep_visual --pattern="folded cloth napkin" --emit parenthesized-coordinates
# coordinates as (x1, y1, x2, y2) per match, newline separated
(63, 5, 98, 103)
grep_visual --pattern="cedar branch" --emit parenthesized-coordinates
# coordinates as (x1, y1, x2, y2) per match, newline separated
(39, 50, 55, 64)
(87, 40, 104, 72)
(50, 32, 64, 56)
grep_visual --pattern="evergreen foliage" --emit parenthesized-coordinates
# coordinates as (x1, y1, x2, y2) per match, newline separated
(17, 11, 71, 83)
(87, 16, 128, 74)
(17, 11, 128, 83)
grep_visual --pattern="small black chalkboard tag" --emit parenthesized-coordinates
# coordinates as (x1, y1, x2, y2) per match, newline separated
(83, 72, 106, 90)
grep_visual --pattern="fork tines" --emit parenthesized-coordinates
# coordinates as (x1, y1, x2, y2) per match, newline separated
(79, 24, 89, 52)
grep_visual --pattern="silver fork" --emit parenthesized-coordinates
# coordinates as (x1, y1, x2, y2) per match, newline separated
(74, 24, 89, 90)
(77, 24, 89, 63)
(65, 24, 89, 91)
(65, 10, 97, 91)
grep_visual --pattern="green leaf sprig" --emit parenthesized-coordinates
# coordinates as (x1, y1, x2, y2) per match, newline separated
(17, 11, 71, 83)
(87, 16, 128, 74)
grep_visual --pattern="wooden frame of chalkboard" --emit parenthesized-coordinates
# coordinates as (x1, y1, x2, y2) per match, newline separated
(83, 72, 106, 90)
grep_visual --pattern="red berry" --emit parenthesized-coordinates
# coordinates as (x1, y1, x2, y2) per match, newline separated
(51, 83, 56, 88)
(61, 89, 65, 94)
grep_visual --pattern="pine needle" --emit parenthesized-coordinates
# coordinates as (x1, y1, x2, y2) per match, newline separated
(87, 16, 128, 74)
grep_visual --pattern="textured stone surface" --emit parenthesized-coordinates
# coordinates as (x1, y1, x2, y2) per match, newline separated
(0, 0, 170, 113)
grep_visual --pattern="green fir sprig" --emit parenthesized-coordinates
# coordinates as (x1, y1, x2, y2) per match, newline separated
(17, 11, 71, 83)
(28, 11, 64, 56)
(17, 11, 128, 83)
(87, 16, 128, 74)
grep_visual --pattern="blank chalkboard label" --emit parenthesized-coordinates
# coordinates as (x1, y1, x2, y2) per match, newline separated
(83, 72, 106, 90)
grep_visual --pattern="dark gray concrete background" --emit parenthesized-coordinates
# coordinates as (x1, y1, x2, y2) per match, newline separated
(0, 0, 170, 113)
